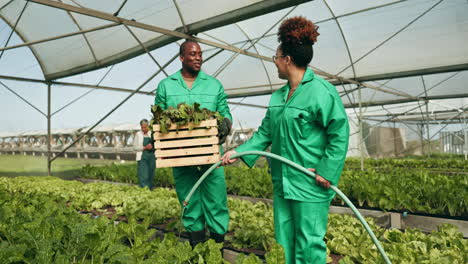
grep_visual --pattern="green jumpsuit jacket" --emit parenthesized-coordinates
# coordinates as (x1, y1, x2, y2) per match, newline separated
(155, 70, 232, 235)
(236, 68, 349, 263)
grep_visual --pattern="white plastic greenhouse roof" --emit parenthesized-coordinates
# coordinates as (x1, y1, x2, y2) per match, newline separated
(0, 0, 306, 80)
(1, 0, 467, 120)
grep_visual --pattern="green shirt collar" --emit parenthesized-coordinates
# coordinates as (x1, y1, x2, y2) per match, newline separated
(281, 68, 315, 97)
(170, 70, 208, 81)
(301, 67, 315, 84)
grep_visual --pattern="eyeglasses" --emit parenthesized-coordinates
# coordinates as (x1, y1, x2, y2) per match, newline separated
(272, 55, 286, 61)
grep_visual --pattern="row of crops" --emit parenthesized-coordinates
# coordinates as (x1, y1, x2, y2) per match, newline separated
(78, 157, 468, 217)
(0, 176, 466, 263)
(345, 157, 468, 171)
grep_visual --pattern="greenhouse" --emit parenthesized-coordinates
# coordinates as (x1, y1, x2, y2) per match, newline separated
(0, 0, 467, 263)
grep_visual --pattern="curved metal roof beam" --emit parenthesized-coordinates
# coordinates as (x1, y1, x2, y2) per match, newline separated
(0, 13, 47, 79)
(213, 41, 249, 77)
(336, 0, 444, 76)
(323, 0, 361, 121)
(0, 0, 14, 11)
(224, 0, 409, 47)
(122, 23, 168, 77)
(226, 23, 273, 112)
(235, 23, 273, 92)
(0, 0, 29, 60)
(358, 80, 393, 116)
(172, 0, 188, 33)
(368, 71, 463, 113)
(415, 72, 460, 98)
(213, 6, 297, 79)
(324, 0, 356, 78)
(57, 0, 99, 67)
(113, 0, 128, 17)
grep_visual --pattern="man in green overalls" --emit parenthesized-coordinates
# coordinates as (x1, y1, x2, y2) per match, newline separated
(154, 40, 232, 247)
(133, 119, 155, 189)
(222, 17, 349, 263)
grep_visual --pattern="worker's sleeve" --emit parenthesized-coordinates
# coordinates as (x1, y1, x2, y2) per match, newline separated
(216, 81, 232, 122)
(235, 108, 272, 167)
(314, 91, 350, 185)
(154, 81, 167, 110)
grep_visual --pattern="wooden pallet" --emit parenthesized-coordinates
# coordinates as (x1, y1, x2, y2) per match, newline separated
(153, 119, 220, 168)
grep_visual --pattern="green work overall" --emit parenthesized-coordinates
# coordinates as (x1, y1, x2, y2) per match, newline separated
(155, 70, 232, 234)
(138, 136, 155, 189)
(236, 68, 349, 263)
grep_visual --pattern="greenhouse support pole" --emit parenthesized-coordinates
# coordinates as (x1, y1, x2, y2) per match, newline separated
(421, 76, 431, 156)
(464, 112, 467, 160)
(419, 124, 424, 155)
(47, 83, 51, 176)
(358, 85, 364, 170)
(425, 101, 431, 156)
(392, 121, 397, 157)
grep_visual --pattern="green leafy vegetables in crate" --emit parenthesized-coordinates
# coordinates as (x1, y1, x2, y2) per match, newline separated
(151, 103, 224, 133)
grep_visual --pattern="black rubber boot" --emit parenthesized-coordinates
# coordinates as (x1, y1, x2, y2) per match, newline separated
(189, 230, 206, 248)
(210, 232, 225, 244)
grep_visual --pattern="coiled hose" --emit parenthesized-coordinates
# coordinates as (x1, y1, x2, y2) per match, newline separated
(182, 151, 392, 264)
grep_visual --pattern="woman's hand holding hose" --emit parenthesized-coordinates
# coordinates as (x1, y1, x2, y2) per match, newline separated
(221, 150, 238, 165)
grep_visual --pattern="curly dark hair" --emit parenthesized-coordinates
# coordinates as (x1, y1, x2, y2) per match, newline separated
(277, 16, 320, 68)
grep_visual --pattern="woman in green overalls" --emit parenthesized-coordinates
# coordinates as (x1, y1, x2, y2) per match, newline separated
(222, 17, 350, 264)
(133, 119, 155, 189)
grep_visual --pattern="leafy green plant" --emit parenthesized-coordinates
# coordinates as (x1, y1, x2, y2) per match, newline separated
(225, 165, 273, 198)
(0, 189, 228, 263)
(151, 103, 224, 133)
(1, 176, 466, 264)
(337, 168, 467, 216)
(78, 159, 467, 217)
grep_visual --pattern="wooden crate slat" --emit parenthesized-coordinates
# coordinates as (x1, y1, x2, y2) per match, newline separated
(154, 127, 218, 140)
(156, 154, 220, 168)
(152, 119, 220, 167)
(155, 136, 218, 149)
(156, 145, 219, 158)
(153, 119, 217, 132)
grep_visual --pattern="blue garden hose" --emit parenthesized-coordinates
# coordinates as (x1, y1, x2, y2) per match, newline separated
(182, 151, 392, 264)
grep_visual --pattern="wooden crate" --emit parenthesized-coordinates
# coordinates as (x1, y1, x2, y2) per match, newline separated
(153, 119, 220, 168)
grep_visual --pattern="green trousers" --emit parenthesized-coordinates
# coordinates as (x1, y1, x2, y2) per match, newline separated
(274, 193, 330, 264)
(137, 155, 155, 189)
(173, 165, 229, 234)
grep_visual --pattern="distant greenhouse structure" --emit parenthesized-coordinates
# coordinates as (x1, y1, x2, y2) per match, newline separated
(0, 124, 140, 160)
